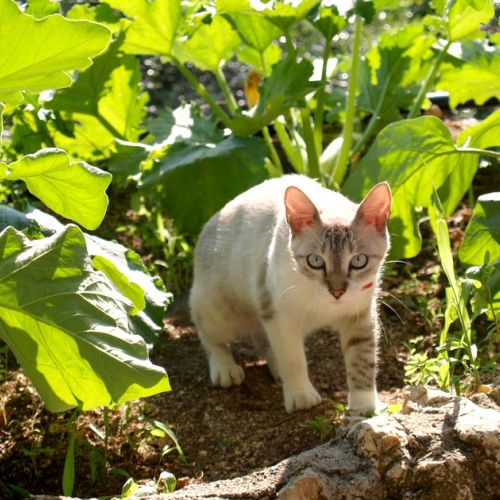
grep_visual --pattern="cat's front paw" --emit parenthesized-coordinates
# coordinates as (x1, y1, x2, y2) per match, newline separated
(284, 385, 321, 413)
(348, 390, 385, 416)
(209, 362, 244, 388)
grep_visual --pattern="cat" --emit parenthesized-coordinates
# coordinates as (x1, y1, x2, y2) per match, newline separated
(189, 174, 391, 413)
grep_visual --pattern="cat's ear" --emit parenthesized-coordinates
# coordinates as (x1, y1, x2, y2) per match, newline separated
(284, 186, 320, 234)
(355, 182, 392, 232)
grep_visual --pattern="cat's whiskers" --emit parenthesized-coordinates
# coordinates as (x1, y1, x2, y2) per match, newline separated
(380, 299, 404, 324)
(381, 290, 412, 314)
(276, 284, 298, 304)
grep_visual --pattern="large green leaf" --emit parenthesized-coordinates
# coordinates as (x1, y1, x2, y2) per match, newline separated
(140, 136, 268, 234)
(106, 0, 181, 56)
(0, 206, 171, 346)
(459, 193, 500, 265)
(437, 42, 500, 108)
(342, 117, 478, 258)
(173, 15, 240, 73)
(0, 225, 170, 413)
(447, 0, 494, 41)
(0, 149, 111, 230)
(0, 0, 111, 104)
(49, 36, 148, 143)
(227, 12, 282, 52)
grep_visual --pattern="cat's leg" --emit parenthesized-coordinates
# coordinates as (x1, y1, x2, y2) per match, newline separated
(252, 332, 280, 381)
(191, 301, 244, 388)
(198, 330, 244, 388)
(339, 313, 380, 414)
(263, 318, 321, 412)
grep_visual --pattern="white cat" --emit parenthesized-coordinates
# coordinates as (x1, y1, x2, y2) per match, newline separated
(190, 175, 391, 413)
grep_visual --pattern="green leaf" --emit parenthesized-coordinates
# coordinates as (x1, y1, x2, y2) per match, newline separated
(172, 15, 240, 72)
(237, 43, 281, 76)
(0, 0, 111, 104)
(308, 5, 346, 40)
(227, 12, 282, 52)
(141, 136, 268, 234)
(48, 36, 148, 143)
(448, 0, 494, 41)
(62, 420, 76, 496)
(217, 0, 320, 29)
(0, 206, 171, 346)
(92, 256, 146, 315)
(230, 55, 320, 135)
(437, 42, 500, 108)
(148, 104, 223, 145)
(0, 149, 111, 230)
(0, 225, 170, 412)
(26, 0, 60, 17)
(66, 2, 124, 33)
(459, 193, 500, 265)
(106, 0, 181, 56)
(343, 116, 478, 258)
(457, 107, 500, 149)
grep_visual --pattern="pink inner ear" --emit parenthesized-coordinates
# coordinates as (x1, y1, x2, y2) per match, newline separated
(285, 186, 319, 234)
(356, 183, 392, 232)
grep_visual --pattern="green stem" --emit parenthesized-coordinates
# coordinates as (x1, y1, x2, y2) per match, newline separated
(313, 37, 332, 153)
(407, 40, 451, 119)
(300, 105, 320, 178)
(103, 406, 110, 463)
(216, 66, 238, 116)
(283, 29, 294, 53)
(274, 119, 304, 173)
(172, 57, 232, 128)
(262, 126, 283, 175)
(331, 15, 362, 186)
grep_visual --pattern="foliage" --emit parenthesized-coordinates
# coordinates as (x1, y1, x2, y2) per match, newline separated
(0, 0, 170, 421)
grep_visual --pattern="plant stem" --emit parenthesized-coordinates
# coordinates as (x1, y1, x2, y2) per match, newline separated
(215, 66, 238, 116)
(313, 37, 332, 152)
(274, 119, 304, 173)
(407, 40, 451, 119)
(172, 57, 232, 128)
(331, 15, 362, 186)
(300, 105, 320, 178)
(262, 126, 283, 175)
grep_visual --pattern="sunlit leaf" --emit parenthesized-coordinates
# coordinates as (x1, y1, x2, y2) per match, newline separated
(0, 149, 111, 230)
(0, 225, 170, 413)
(448, 0, 494, 41)
(460, 193, 500, 265)
(0, 0, 111, 104)
(106, 0, 181, 56)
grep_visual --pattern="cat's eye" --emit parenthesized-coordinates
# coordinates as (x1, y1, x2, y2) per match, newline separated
(307, 254, 325, 269)
(350, 254, 368, 269)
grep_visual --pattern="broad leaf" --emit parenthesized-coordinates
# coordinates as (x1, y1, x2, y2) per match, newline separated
(308, 5, 346, 40)
(0, 0, 111, 104)
(227, 13, 282, 52)
(447, 0, 494, 41)
(172, 15, 240, 72)
(342, 117, 477, 258)
(237, 43, 281, 76)
(437, 42, 500, 108)
(140, 136, 268, 234)
(0, 149, 111, 230)
(460, 193, 500, 265)
(106, 0, 181, 57)
(0, 225, 170, 413)
(49, 36, 148, 143)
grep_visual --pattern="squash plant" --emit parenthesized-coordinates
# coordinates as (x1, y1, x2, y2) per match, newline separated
(0, 0, 171, 414)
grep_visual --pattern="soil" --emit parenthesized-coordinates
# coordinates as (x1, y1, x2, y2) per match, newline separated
(0, 113, 498, 498)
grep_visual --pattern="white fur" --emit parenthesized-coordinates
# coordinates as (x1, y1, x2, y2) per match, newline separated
(190, 175, 390, 413)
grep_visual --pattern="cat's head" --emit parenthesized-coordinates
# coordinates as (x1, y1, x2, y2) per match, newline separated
(284, 182, 391, 303)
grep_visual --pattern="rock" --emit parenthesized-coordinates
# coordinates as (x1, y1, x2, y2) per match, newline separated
(164, 387, 500, 499)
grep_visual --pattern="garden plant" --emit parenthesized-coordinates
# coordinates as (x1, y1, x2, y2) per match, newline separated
(0, 0, 498, 496)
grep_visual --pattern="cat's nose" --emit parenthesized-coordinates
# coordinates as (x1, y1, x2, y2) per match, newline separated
(330, 289, 345, 299)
